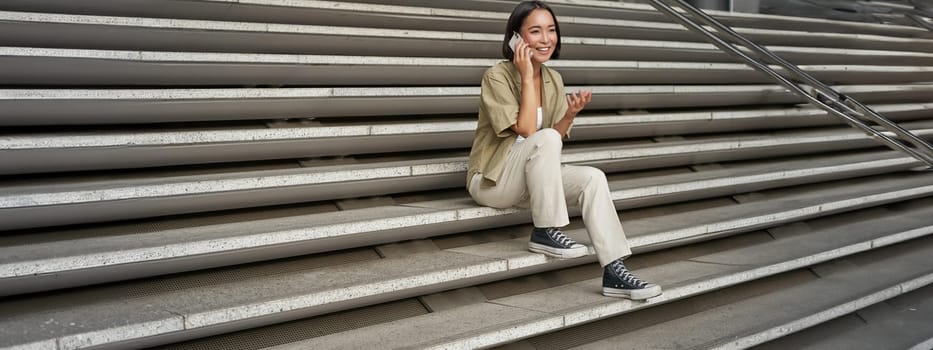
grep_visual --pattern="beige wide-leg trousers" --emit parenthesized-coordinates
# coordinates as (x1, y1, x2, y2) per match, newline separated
(469, 128, 632, 266)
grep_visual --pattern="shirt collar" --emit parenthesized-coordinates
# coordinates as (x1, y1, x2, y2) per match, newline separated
(505, 61, 552, 84)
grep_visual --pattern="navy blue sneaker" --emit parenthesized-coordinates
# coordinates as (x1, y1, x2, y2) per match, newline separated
(603, 260, 662, 300)
(528, 227, 588, 258)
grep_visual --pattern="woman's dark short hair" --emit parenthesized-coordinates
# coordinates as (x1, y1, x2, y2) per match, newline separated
(502, 1, 562, 60)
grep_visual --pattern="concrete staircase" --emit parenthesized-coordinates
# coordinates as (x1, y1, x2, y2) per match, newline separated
(1, 0, 932, 349)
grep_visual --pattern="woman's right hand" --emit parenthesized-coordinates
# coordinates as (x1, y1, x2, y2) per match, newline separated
(513, 39, 534, 81)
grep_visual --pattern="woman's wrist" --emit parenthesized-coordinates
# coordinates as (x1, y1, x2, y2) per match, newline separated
(564, 109, 576, 120)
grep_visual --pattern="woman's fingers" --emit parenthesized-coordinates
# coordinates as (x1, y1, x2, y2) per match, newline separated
(570, 90, 591, 106)
(566, 90, 592, 115)
(516, 41, 530, 61)
(513, 41, 534, 77)
(567, 92, 582, 113)
(575, 90, 592, 105)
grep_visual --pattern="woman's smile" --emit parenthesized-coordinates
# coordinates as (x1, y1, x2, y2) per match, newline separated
(521, 8, 558, 63)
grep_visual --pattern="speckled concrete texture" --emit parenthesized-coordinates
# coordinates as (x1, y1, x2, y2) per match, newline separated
(265, 204, 933, 349)
(3, 155, 932, 282)
(3, 103, 931, 151)
(0, 251, 505, 349)
(571, 245, 933, 350)
(264, 302, 563, 350)
(0, 205, 454, 277)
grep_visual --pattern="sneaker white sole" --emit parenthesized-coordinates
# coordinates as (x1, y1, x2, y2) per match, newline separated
(528, 242, 588, 259)
(602, 284, 663, 300)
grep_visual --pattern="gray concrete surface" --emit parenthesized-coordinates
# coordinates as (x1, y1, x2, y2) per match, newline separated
(263, 204, 933, 349)
(5, 122, 933, 231)
(5, 47, 932, 86)
(4, 102, 931, 174)
(571, 238, 933, 349)
(753, 283, 933, 349)
(2, 83, 932, 125)
(2, 179, 930, 347)
(2, 150, 926, 296)
(2, 0, 932, 53)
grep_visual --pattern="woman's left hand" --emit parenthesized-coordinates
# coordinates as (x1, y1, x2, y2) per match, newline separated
(566, 90, 592, 117)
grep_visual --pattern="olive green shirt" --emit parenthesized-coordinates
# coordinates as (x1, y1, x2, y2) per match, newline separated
(467, 61, 570, 188)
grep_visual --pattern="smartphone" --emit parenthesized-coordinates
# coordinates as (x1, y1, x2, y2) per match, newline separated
(508, 31, 522, 52)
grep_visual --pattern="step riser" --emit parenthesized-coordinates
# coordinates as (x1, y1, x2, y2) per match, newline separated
(622, 160, 919, 213)
(0, 134, 473, 175)
(9, 56, 933, 87)
(2, 86, 929, 125)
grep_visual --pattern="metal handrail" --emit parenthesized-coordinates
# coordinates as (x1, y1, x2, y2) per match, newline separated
(906, 12, 933, 31)
(647, 0, 933, 168)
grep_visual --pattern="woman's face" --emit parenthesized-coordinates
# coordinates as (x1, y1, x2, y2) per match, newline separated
(519, 8, 558, 64)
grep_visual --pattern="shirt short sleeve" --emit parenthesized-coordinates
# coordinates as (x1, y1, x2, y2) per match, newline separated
(479, 71, 520, 138)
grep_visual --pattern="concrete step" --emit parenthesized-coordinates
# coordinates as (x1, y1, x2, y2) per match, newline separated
(348, 0, 933, 39)
(4, 47, 933, 87)
(751, 282, 933, 350)
(2, 166, 930, 297)
(2, 186, 932, 350)
(3, 1, 932, 54)
(564, 236, 933, 349)
(4, 103, 932, 174)
(5, 123, 933, 230)
(246, 199, 933, 349)
(3, 83, 933, 125)
(2, 11, 933, 66)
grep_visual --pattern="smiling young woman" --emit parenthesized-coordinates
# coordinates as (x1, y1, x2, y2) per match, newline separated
(466, 0, 662, 300)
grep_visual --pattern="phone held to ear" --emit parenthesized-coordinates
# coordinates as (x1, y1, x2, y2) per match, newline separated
(508, 31, 521, 52)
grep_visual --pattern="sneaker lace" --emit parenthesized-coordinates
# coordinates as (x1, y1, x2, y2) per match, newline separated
(546, 228, 578, 247)
(612, 263, 648, 288)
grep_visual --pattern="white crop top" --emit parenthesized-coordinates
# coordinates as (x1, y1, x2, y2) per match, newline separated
(514, 107, 543, 145)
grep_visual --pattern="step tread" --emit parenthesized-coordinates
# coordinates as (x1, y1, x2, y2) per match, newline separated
(261, 202, 933, 349)
(3, 194, 932, 349)
(756, 283, 933, 350)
